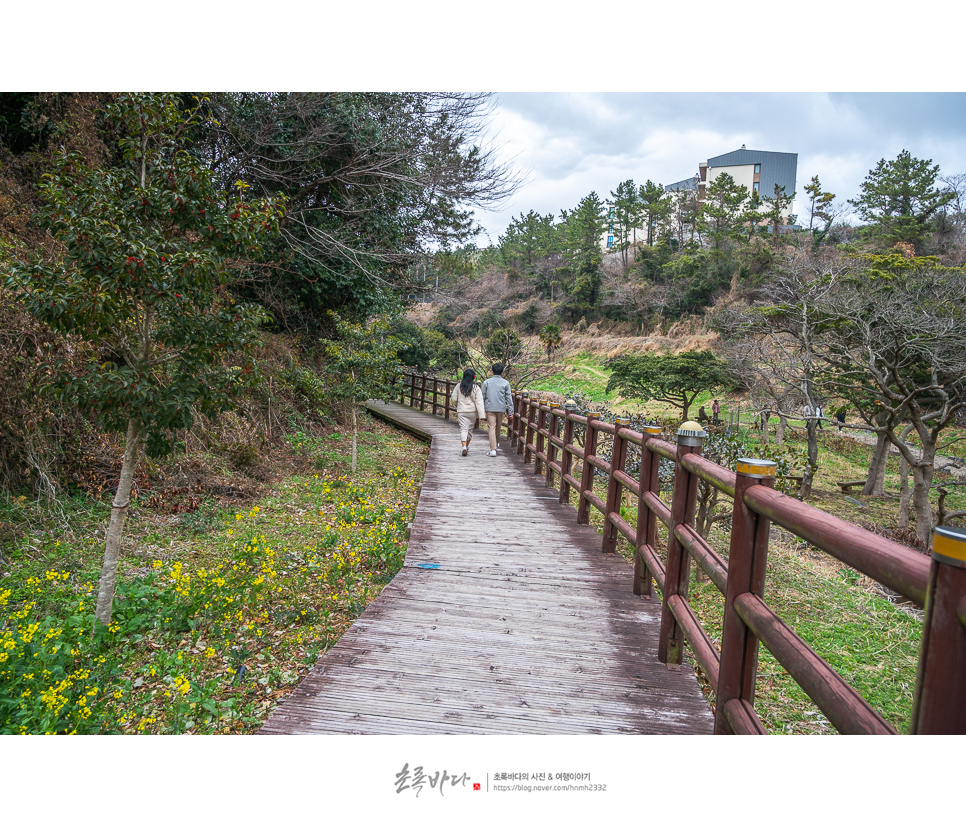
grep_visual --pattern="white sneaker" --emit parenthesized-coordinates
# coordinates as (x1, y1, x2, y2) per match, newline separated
(487, 450, 497, 457)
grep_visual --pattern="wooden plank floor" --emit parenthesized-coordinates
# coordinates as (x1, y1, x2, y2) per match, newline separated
(259, 400, 713, 734)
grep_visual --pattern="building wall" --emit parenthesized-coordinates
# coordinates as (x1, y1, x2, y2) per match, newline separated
(705, 148, 798, 214)
(706, 163, 757, 194)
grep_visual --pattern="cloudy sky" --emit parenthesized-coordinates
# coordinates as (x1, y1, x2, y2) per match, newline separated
(469, 92, 966, 246)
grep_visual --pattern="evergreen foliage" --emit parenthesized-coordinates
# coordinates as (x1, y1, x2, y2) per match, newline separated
(606, 350, 733, 421)
(849, 149, 954, 252)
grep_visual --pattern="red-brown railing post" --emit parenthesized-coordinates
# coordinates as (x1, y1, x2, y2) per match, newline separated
(516, 393, 528, 455)
(714, 458, 777, 734)
(577, 413, 601, 525)
(602, 417, 629, 554)
(523, 397, 537, 464)
(658, 422, 706, 665)
(910, 526, 966, 733)
(408, 372, 416, 407)
(634, 425, 663, 598)
(534, 401, 548, 475)
(431, 377, 439, 416)
(420, 374, 429, 411)
(559, 402, 576, 505)
(545, 407, 560, 489)
(506, 392, 516, 445)
(444, 380, 454, 420)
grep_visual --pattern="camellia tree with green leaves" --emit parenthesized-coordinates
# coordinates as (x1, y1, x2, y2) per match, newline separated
(605, 349, 733, 422)
(3, 94, 282, 628)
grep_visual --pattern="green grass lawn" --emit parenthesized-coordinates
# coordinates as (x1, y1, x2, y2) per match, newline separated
(546, 372, 961, 734)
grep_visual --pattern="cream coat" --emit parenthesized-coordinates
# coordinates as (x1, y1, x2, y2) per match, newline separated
(451, 383, 486, 419)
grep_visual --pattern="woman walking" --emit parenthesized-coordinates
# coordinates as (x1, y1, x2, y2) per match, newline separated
(450, 368, 486, 456)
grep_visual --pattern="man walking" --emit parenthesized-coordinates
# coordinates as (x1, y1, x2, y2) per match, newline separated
(481, 363, 514, 457)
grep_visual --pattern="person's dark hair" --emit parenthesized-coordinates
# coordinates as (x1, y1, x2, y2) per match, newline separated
(491, 363, 504, 376)
(460, 368, 476, 396)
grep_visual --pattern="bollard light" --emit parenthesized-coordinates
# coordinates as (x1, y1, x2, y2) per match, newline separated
(564, 400, 577, 411)
(736, 458, 778, 479)
(676, 420, 708, 447)
(932, 526, 966, 569)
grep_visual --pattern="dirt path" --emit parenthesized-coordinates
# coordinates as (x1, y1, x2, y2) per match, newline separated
(839, 429, 966, 479)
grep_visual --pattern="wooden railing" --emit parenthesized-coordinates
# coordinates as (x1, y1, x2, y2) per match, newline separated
(395, 372, 966, 734)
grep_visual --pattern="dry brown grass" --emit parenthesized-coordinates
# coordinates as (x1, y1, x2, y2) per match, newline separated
(520, 322, 721, 363)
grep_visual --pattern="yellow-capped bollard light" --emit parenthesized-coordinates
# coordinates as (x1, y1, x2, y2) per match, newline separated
(735, 458, 778, 479)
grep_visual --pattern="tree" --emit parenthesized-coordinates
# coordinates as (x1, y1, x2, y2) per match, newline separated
(934, 172, 966, 261)
(609, 179, 643, 276)
(605, 350, 733, 422)
(538, 323, 562, 359)
(639, 180, 672, 246)
(849, 149, 954, 252)
(824, 253, 966, 544)
(320, 314, 402, 473)
(714, 240, 846, 497)
(698, 173, 756, 249)
(3, 94, 281, 627)
(804, 175, 836, 242)
(204, 93, 520, 334)
(479, 326, 559, 389)
(559, 192, 606, 322)
(760, 184, 795, 245)
(498, 210, 558, 286)
(481, 327, 524, 375)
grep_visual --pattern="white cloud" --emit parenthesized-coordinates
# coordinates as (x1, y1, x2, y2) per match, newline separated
(471, 92, 966, 244)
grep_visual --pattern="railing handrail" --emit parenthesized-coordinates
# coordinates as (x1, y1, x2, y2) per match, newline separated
(392, 371, 964, 734)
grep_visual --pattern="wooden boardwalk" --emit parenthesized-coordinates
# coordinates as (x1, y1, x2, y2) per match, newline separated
(259, 400, 713, 734)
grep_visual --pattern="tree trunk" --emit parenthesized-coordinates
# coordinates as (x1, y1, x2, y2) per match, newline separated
(351, 403, 358, 473)
(898, 453, 912, 528)
(94, 418, 143, 629)
(862, 413, 889, 496)
(862, 434, 890, 496)
(911, 460, 935, 547)
(800, 418, 818, 499)
(776, 414, 787, 445)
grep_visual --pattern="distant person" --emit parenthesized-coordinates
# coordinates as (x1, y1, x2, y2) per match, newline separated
(450, 368, 485, 457)
(711, 399, 720, 426)
(698, 405, 710, 425)
(760, 409, 770, 431)
(817, 404, 825, 430)
(836, 407, 847, 432)
(481, 363, 514, 457)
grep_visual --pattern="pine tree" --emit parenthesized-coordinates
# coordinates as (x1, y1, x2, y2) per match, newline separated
(849, 149, 954, 251)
